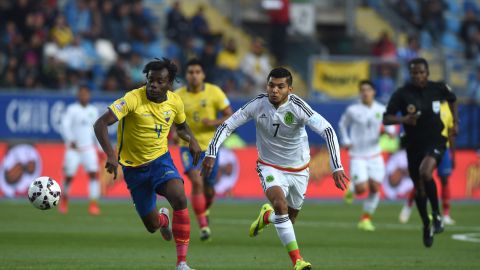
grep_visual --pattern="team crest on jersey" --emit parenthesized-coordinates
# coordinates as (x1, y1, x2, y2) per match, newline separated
(284, 112, 294, 125)
(432, 101, 440, 114)
(200, 99, 207, 107)
(115, 99, 126, 111)
(406, 104, 416, 113)
(266, 175, 275, 182)
(375, 112, 381, 119)
(163, 110, 172, 122)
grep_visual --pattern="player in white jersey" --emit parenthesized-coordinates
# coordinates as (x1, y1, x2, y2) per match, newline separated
(339, 80, 395, 231)
(60, 86, 101, 215)
(202, 68, 349, 270)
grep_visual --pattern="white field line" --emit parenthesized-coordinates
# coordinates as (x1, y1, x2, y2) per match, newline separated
(451, 233, 480, 243)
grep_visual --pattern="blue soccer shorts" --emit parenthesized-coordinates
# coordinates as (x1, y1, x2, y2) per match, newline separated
(437, 149, 453, 177)
(122, 151, 182, 217)
(180, 146, 219, 186)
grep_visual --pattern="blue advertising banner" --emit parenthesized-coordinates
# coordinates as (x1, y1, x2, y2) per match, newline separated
(0, 92, 121, 141)
(0, 92, 478, 148)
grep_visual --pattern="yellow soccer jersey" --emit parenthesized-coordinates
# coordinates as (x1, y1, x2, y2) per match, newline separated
(109, 86, 186, 167)
(175, 83, 230, 150)
(440, 101, 454, 147)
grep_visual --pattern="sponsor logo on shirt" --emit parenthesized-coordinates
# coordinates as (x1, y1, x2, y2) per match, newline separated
(259, 113, 267, 119)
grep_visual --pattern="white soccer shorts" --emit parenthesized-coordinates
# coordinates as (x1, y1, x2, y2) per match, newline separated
(349, 155, 385, 184)
(63, 147, 99, 176)
(256, 163, 309, 210)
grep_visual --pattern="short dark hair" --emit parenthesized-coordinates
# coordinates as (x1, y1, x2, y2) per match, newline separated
(358, 79, 374, 89)
(408, 57, 429, 72)
(186, 58, 204, 71)
(143, 57, 178, 83)
(267, 67, 292, 86)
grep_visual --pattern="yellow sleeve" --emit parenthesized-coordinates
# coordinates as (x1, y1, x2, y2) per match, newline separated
(108, 91, 137, 121)
(214, 87, 230, 111)
(173, 94, 186, 124)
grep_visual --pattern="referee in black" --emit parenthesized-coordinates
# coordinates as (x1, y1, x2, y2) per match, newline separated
(383, 58, 458, 247)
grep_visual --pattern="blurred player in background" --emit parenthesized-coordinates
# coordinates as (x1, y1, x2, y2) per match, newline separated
(175, 59, 233, 241)
(339, 80, 396, 231)
(383, 58, 458, 247)
(399, 101, 456, 225)
(94, 58, 201, 270)
(202, 67, 349, 270)
(60, 86, 100, 215)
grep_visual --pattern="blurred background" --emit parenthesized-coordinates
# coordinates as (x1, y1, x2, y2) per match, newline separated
(0, 0, 479, 201)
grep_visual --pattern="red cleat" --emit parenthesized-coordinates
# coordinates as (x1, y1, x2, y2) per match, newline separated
(88, 201, 101, 216)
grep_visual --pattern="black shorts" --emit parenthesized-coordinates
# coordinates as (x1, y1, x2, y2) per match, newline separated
(406, 144, 446, 182)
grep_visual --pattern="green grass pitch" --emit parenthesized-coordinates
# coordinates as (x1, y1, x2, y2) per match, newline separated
(1, 200, 479, 270)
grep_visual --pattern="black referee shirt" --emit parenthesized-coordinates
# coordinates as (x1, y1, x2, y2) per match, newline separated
(384, 81, 456, 146)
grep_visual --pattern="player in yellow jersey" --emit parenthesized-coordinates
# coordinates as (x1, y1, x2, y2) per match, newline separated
(437, 101, 456, 224)
(93, 58, 201, 270)
(175, 59, 233, 241)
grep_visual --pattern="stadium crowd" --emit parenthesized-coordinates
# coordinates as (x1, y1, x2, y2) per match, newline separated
(0, 0, 271, 97)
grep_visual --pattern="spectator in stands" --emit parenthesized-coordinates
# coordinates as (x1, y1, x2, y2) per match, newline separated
(191, 5, 210, 40)
(421, 0, 446, 43)
(50, 14, 73, 48)
(392, 0, 422, 28)
(266, 0, 290, 64)
(373, 64, 396, 104)
(216, 38, 243, 93)
(199, 41, 218, 83)
(241, 37, 271, 94)
(459, 8, 480, 59)
(130, 0, 156, 42)
(57, 35, 92, 72)
(166, 1, 191, 47)
(104, 55, 131, 91)
(397, 35, 421, 80)
(372, 31, 397, 61)
(127, 52, 146, 87)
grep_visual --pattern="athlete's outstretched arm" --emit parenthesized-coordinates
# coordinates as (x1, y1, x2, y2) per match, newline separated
(93, 110, 118, 179)
(307, 112, 349, 190)
(202, 100, 255, 177)
(175, 121, 202, 165)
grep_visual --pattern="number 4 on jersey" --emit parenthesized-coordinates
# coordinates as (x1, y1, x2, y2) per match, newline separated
(154, 124, 162, 138)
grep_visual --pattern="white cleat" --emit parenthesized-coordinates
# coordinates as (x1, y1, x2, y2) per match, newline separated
(176, 261, 195, 270)
(159, 207, 172, 241)
(443, 215, 456, 225)
(399, 204, 412, 224)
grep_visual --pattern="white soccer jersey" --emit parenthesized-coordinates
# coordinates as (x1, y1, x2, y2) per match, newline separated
(339, 101, 394, 157)
(61, 103, 99, 149)
(207, 94, 343, 172)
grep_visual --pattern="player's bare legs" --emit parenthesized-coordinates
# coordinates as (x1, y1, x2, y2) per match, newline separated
(288, 207, 300, 224)
(254, 186, 308, 268)
(59, 175, 73, 214)
(87, 171, 101, 215)
(355, 180, 380, 231)
(157, 178, 191, 267)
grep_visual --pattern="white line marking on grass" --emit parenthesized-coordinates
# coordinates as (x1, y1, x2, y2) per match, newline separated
(452, 233, 480, 243)
(213, 218, 480, 232)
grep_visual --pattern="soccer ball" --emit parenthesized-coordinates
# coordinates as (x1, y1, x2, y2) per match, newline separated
(28, 176, 61, 210)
